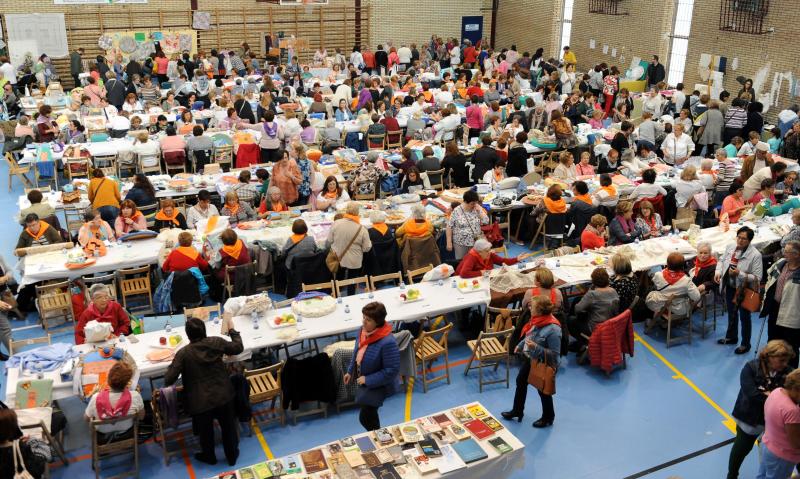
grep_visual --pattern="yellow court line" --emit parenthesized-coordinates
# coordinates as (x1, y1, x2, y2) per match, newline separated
(404, 377, 415, 422)
(252, 422, 275, 460)
(635, 332, 737, 434)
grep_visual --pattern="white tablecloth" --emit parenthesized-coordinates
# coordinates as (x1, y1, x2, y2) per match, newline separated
(5, 277, 491, 403)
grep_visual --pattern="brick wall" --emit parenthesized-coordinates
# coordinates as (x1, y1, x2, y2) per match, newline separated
(567, 0, 674, 74)
(494, 0, 560, 57)
(368, 0, 492, 50)
(683, 0, 800, 122)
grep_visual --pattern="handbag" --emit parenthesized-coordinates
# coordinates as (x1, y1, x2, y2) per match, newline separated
(735, 277, 762, 313)
(527, 349, 557, 395)
(326, 227, 363, 274)
(481, 222, 504, 248)
(12, 439, 34, 479)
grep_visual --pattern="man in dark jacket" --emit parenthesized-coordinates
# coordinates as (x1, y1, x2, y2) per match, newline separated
(125, 58, 142, 80)
(567, 181, 597, 246)
(374, 45, 388, 76)
(646, 56, 666, 89)
(104, 73, 127, 110)
(165, 316, 243, 466)
(471, 135, 500, 182)
(69, 48, 83, 89)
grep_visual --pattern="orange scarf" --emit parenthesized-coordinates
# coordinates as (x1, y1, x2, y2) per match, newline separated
(26, 221, 50, 241)
(600, 185, 617, 197)
(226, 203, 240, 217)
(204, 215, 219, 234)
(574, 194, 593, 205)
(372, 222, 388, 235)
(493, 170, 504, 182)
(662, 269, 686, 285)
(129, 211, 142, 221)
(271, 202, 287, 212)
(324, 191, 339, 199)
(693, 256, 717, 276)
(344, 214, 360, 224)
(155, 209, 180, 226)
(403, 219, 430, 237)
(176, 246, 199, 261)
(356, 322, 393, 365)
(221, 240, 243, 260)
(290, 234, 306, 244)
(543, 197, 566, 213)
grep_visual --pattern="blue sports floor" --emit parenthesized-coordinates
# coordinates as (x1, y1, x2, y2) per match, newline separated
(0, 162, 761, 479)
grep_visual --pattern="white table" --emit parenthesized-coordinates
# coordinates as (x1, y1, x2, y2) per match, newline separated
(4, 277, 491, 404)
(18, 238, 161, 287)
(233, 402, 524, 479)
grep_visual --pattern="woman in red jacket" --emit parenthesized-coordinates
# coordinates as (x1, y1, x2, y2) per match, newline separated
(581, 214, 608, 251)
(162, 232, 209, 273)
(216, 228, 251, 283)
(455, 239, 522, 278)
(75, 284, 130, 344)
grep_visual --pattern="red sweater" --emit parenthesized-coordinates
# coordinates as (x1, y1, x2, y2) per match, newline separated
(216, 242, 252, 281)
(455, 251, 517, 278)
(581, 229, 605, 251)
(162, 249, 209, 273)
(75, 301, 130, 344)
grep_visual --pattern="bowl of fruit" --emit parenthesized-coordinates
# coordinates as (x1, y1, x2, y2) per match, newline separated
(153, 334, 184, 349)
(269, 313, 298, 328)
(399, 288, 422, 303)
(456, 279, 483, 293)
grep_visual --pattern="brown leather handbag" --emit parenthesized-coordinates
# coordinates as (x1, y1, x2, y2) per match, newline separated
(528, 349, 557, 396)
(735, 278, 762, 313)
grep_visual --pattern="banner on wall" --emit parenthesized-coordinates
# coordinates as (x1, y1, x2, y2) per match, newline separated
(6, 13, 69, 60)
(99, 30, 197, 61)
(54, 0, 147, 4)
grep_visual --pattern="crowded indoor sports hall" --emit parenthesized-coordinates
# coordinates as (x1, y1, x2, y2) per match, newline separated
(1, 1, 800, 478)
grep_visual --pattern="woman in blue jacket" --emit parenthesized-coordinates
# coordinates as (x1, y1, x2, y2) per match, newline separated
(345, 302, 400, 431)
(502, 296, 562, 428)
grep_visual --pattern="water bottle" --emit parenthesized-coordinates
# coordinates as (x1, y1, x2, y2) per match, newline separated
(165, 316, 172, 333)
(451, 279, 457, 288)
(344, 304, 350, 314)
(399, 280, 406, 291)
(251, 310, 259, 330)
(337, 296, 343, 304)
(437, 279, 443, 286)
(555, 259, 561, 268)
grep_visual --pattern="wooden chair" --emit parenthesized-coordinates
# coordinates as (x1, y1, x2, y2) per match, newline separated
(386, 130, 403, 149)
(245, 362, 285, 431)
(352, 181, 377, 201)
(19, 417, 68, 466)
(184, 304, 221, 322)
(302, 280, 336, 297)
(223, 261, 257, 301)
(213, 145, 234, 170)
(698, 290, 718, 339)
(369, 272, 403, 290)
(64, 156, 92, 181)
(414, 322, 453, 393)
(83, 273, 118, 301)
(163, 150, 187, 175)
(491, 245, 509, 258)
(493, 207, 513, 241)
(119, 266, 154, 315)
(140, 203, 158, 228)
(484, 306, 523, 332)
(273, 298, 293, 308)
(138, 152, 162, 175)
(9, 334, 51, 356)
(92, 153, 117, 172)
(90, 414, 140, 479)
(648, 294, 695, 348)
(35, 281, 73, 332)
(191, 149, 212, 173)
(335, 275, 370, 297)
(63, 206, 86, 239)
(24, 186, 51, 195)
(530, 212, 567, 250)
(464, 328, 514, 392)
(406, 264, 433, 285)
(426, 168, 446, 192)
(5, 152, 33, 192)
(553, 245, 581, 256)
(368, 133, 386, 150)
(672, 213, 697, 232)
(151, 387, 192, 465)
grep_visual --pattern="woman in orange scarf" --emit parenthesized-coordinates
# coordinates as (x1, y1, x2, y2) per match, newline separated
(216, 228, 251, 282)
(162, 232, 209, 272)
(114, 200, 147, 237)
(543, 184, 567, 214)
(593, 173, 618, 208)
(316, 176, 351, 211)
(281, 219, 319, 270)
(258, 186, 288, 218)
(154, 199, 188, 230)
(221, 191, 257, 226)
(395, 205, 433, 247)
(270, 149, 302, 205)
(78, 209, 116, 247)
(343, 302, 400, 431)
(689, 242, 718, 294)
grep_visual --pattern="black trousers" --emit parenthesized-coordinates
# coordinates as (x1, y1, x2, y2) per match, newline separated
(359, 405, 380, 431)
(336, 266, 363, 296)
(567, 315, 592, 346)
(192, 400, 239, 464)
(72, 74, 81, 89)
(727, 425, 759, 479)
(260, 147, 281, 164)
(512, 359, 555, 421)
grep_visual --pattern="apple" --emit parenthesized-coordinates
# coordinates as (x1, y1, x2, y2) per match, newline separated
(400, 293, 407, 301)
(275, 317, 283, 325)
(159, 336, 166, 346)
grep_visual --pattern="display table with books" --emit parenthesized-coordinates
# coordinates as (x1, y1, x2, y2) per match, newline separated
(213, 402, 524, 479)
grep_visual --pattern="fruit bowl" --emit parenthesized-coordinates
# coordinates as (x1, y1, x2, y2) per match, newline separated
(456, 279, 484, 293)
(268, 313, 298, 329)
(399, 288, 422, 303)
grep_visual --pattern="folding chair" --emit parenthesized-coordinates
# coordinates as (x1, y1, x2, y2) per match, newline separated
(163, 150, 187, 175)
(426, 168, 446, 192)
(184, 304, 221, 322)
(118, 266, 154, 315)
(648, 294, 695, 348)
(9, 334, 51, 356)
(302, 280, 336, 297)
(386, 130, 403, 149)
(414, 322, 453, 393)
(90, 415, 140, 479)
(245, 362, 285, 432)
(138, 152, 162, 175)
(406, 264, 433, 285)
(464, 328, 514, 392)
(64, 206, 86, 240)
(83, 273, 119, 301)
(64, 156, 92, 181)
(368, 271, 403, 290)
(151, 387, 193, 465)
(35, 281, 74, 332)
(213, 145, 234, 171)
(19, 414, 68, 466)
(530, 212, 567, 250)
(334, 275, 370, 297)
(368, 133, 386, 150)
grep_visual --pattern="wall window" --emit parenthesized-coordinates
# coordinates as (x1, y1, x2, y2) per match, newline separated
(559, 0, 575, 54)
(667, 0, 695, 86)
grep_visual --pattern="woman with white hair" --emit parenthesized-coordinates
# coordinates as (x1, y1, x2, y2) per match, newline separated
(620, 148, 650, 175)
(674, 166, 706, 210)
(661, 123, 695, 166)
(367, 210, 394, 243)
(75, 284, 131, 345)
(690, 242, 718, 294)
(395, 204, 433, 247)
(698, 158, 717, 190)
(454, 238, 523, 279)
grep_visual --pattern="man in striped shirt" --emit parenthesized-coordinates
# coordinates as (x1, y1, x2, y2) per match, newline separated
(714, 148, 740, 206)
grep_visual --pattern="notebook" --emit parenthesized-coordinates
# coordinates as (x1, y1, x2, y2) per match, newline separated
(488, 437, 513, 455)
(451, 438, 488, 464)
(434, 444, 467, 474)
(463, 419, 494, 439)
(355, 436, 377, 453)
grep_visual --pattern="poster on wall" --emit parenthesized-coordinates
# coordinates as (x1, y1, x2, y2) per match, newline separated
(279, 0, 328, 4)
(99, 30, 198, 62)
(54, 0, 147, 4)
(5, 13, 69, 59)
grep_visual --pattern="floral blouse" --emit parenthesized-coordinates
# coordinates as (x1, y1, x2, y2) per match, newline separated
(348, 162, 386, 195)
(603, 74, 618, 96)
(635, 213, 664, 239)
(447, 204, 489, 247)
(297, 158, 312, 197)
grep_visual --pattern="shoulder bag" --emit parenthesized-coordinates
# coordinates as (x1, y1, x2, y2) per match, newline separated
(12, 439, 34, 479)
(326, 227, 363, 274)
(528, 348, 557, 396)
(735, 276, 761, 313)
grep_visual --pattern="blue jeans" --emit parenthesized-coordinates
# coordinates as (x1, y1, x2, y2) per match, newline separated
(725, 285, 752, 347)
(97, 206, 120, 225)
(757, 445, 796, 479)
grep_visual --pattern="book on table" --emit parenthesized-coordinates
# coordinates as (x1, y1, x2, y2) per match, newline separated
(300, 449, 328, 474)
(463, 418, 494, 439)
(482, 416, 505, 432)
(344, 449, 366, 468)
(488, 437, 513, 455)
(417, 438, 442, 457)
(466, 404, 488, 419)
(251, 462, 273, 479)
(362, 451, 382, 468)
(451, 438, 489, 464)
(370, 463, 402, 479)
(449, 406, 473, 423)
(434, 444, 467, 474)
(355, 436, 377, 453)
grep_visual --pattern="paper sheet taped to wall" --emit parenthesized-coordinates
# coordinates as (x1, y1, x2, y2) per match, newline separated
(5, 14, 69, 59)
